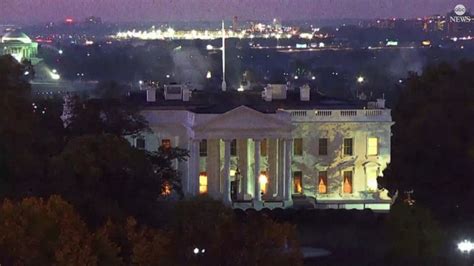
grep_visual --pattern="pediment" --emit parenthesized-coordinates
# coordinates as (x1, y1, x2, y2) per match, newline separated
(193, 106, 292, 133)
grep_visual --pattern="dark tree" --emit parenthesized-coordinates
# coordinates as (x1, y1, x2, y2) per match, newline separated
(47, 134, 188, 226)
(0, 55, 42, 197)
(379, 61, 474, 219)
(64, 95, 149, 138)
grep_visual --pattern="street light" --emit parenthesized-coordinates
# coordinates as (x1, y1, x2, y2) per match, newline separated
(357, 76, 365, 83)
(458, 240, 474, 253)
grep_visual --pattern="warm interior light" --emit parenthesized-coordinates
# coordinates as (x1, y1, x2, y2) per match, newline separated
(366, 167, 378, 191)
(259, 174, 268, 193)
(199, 173, 208, 194)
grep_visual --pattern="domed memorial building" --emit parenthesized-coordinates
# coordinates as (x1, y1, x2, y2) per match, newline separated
(0, 31, 40, 64)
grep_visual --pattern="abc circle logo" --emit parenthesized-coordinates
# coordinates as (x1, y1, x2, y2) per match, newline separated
(454, 4, 467, 16)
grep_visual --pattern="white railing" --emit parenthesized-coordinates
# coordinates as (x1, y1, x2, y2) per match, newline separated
(288, 109, 391, 122)
(290, 110, 307, 117)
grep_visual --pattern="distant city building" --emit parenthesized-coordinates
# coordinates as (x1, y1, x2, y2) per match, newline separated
(0, 31, 40, 63)
(232, 16, 239, 31)
(129, 85, 393, 211)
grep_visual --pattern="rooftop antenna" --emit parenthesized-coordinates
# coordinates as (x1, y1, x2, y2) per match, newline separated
(221, 20, 227, 92)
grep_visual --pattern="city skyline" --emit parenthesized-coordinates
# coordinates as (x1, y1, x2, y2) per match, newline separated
(0, 0, 468, 24)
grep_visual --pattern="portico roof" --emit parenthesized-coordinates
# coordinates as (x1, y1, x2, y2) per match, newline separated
(192, 105, 293, 139)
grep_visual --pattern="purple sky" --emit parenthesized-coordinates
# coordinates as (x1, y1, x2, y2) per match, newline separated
(0, 0, 469, 24)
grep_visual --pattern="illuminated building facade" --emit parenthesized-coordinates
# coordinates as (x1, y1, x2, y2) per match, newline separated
(0, 31, 40, 63)
(131, 85, 393, 211)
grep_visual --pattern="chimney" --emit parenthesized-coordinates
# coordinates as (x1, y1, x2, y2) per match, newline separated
(182, 87, 191, 102)
(299, 84, 310, 101)
(376, 98, 385, 109)
(262, 85, 273, 102)
(146, 88, 156, 102)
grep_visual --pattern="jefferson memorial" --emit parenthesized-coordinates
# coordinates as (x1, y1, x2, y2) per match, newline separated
(131, 84, 393, 211)
(0, 31, 39, 63)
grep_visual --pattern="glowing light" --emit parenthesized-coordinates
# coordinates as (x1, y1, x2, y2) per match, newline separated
(357, 76, 365, 83)
(193, 248, 199, 255)
(206, 44, 214, 50)
(259, 174, 268, 193)
(294, 75, 299, 80)
(237, 86, 244, 92)
(50, 71, 60, 80)
(85, 40, 94, 45)
(139, 80, 143, 85)
(24, 71, 30, 76)
(206, 71, 212, 79)
(58, 49, 63, 55)
(166, 74, 170, 79)
(65, 18, 74, 23)
(311, 76, 316, 80)
(199, 174, 208, 194)
(458, 240, 474, 253)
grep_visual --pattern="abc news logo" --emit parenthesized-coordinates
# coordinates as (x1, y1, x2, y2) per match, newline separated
(450, 4, 472, 23)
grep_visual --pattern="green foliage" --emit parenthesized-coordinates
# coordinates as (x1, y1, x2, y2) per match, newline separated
(386, 203, 444, 262)
(379, 61, 474, 218)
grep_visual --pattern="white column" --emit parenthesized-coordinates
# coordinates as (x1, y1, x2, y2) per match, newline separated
(223, 139, 232, 204)
(279, 138, 286, 199)
(253, 139, 262, 202)
(284, 139, 293, 201)
(191, 139, 200, 196)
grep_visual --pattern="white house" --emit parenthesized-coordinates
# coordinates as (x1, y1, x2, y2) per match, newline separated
(131, 84, 393, 211)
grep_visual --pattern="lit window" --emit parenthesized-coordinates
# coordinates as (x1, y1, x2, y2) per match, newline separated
(260, 139, 267, 157)
(230, 139, 237, 156)
(293, 171, 303, 193)
(318, 171, 328, 193)
(294, 138, 303, 156)
(366, 167, 378, 191)
(367, 137, 378, 156)
(162, 182, 172, 196)
(199, 139, 207, 157)
(343, 138, 353, 156)
(136, 138, 145, 149)
(259, 171, 268, 194)
(199, 172, 208, 194)
(319, 138, 328, 155)
(343, 171, 353, 193)
(162, 139, 171, 149)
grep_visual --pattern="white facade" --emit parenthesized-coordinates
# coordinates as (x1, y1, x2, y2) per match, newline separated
(133, 89, 393, 211)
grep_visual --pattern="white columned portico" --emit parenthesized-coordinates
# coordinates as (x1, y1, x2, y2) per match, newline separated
(223, 139, 232, 205)
(253, 139, 262, 202)
(284, 139, 293, 202)
(191, 105, 293, 209)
